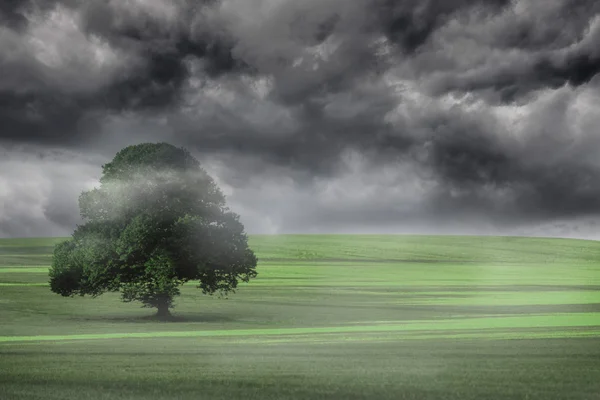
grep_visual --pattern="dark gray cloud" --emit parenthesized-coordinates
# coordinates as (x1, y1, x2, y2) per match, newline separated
(0, 0, 249, 147)
(422, 0, 600, 100)
(1, 0, 600, 237)
(374, 0, 512, 53)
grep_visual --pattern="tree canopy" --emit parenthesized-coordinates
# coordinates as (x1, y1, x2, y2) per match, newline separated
(49, 143, 258, 318)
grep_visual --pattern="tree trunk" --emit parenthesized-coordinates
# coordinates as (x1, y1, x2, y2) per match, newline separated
(155, 297, 171, 319)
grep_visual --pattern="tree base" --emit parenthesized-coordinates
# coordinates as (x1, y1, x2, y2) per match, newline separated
(155, 307, 173, 320)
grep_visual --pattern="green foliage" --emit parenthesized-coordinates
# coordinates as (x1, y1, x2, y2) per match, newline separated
(49, 143, 258, 313)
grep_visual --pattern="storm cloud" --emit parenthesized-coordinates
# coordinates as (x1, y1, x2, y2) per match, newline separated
(1, 0, 600, 238)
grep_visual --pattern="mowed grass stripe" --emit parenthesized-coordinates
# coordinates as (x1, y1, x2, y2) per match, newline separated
(3, 329, 600, 348)
(0, 282, 47, 286)
(2, 281, 598, 287)
(2, 279, 599, 305)
(0, 267, 50, 273)
(1, 313, 598, 343)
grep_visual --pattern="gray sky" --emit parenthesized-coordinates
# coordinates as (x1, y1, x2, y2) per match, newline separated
(2, 0, 600, 238)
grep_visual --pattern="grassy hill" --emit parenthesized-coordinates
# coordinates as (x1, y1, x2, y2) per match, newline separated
(1, 235, 599, 399)
(4, 234, 600, 265)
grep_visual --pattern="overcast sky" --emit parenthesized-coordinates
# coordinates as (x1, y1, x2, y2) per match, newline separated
(2, 0, 600, 238)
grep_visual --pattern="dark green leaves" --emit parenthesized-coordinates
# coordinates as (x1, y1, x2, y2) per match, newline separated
(49, 240, 82, 297)
(100, 143, 201, 183)
(50, 142, 258, 313)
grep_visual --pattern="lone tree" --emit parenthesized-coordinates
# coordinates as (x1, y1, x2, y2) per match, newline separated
(49, 143, 257, 318)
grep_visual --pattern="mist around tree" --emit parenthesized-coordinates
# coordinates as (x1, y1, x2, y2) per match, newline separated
(49, 142, 258, 319)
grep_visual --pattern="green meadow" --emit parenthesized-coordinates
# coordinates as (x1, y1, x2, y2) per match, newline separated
(1, 235, 599, 399)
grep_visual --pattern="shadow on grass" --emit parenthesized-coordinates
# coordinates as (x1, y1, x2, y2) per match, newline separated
(72, 313, 236, 324)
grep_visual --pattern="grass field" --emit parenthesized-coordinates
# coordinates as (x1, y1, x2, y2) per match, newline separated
(1, 235, 599, 399)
